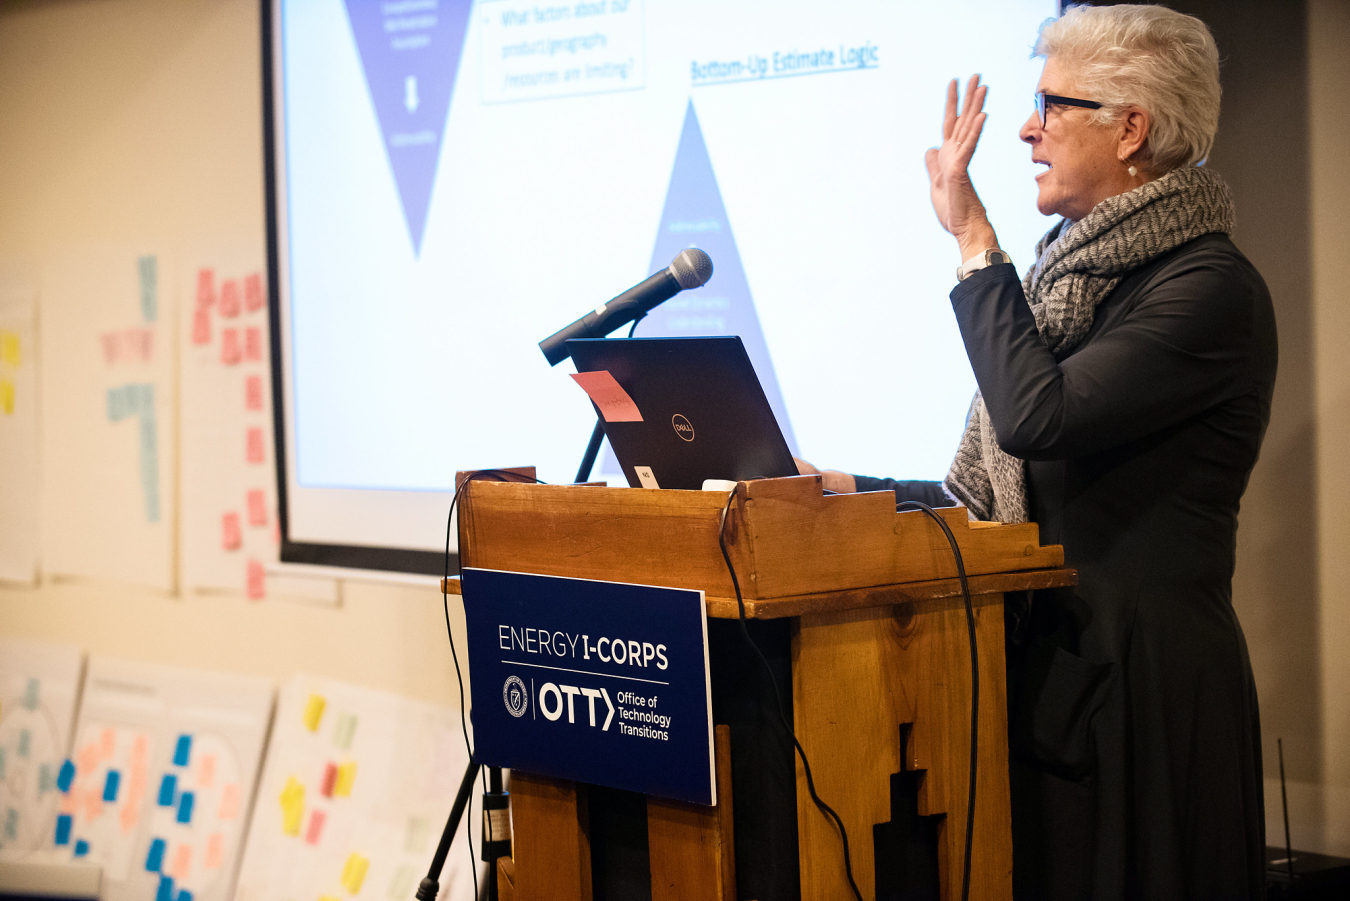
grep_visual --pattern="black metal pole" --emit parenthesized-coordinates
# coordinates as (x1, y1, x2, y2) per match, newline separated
(574, 417, 605, 484)
(417, 758, 481, 901)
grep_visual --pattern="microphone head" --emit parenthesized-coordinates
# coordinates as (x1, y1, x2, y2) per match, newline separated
(667, 248, 713, 290)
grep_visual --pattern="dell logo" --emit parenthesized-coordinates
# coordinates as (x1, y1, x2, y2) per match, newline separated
(671, 414, 695, 442)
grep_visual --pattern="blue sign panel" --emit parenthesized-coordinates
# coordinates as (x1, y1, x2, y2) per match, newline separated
(461, 568, 716, 806)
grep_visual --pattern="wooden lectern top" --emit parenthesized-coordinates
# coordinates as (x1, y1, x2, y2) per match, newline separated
(448, 475, 1071, 618)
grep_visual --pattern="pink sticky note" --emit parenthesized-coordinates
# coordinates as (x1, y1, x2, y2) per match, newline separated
(246, 490, 267, 527)
(246, 560, 265, 601)
(196, 269, 215, 308)
(127, 328, 153, 362)
(244, 273, 264, 312)
(244, 326, 263, 361)
(305, 810, 326, 845)
(218, 784, 240, 820)
(245, 375, 264, 411)
(246, 428, 265, 464)
(205, 832, 225, 869)
(198, 753, 216, 789)
(191, 306, 212, 346)
(222, 512, 242, 550)
(220, 328, 241, 365)
(219, 279, 241, 318)
(170, 844, 192, 880)
(320, 762, 337, 798)
(101, 332, 120, 364)
(570, 371, 643, 422)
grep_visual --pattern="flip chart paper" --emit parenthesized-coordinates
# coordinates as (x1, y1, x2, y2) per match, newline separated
(0, 638, 83, 862)
(234, 675, 484, 901)
(46, 656, 273, 901)
(40, 248, 175, 589)
(0, 287, 39, 582)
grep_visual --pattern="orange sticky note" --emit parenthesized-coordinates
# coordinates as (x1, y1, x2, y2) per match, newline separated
(218, 783, 240, 820)
(245, 375, 264, 411)
(198, 753, 216, 788)
(244, 272, 264, 312)
(246, 427, 265, 464)
(222, 512, 242, 550)
(221, 328, 241, 365)
(219, 279, 241, 318)
(170, 843, 192, 880)
(77, 743, 99, 774)
(320, 762, 337, 798)
(570, 370, 643, 422)
(246, 559, 265, 600)
(246, 489, 267, 527)
(204, 832, 225, 869)
(244, 327, 263, 362)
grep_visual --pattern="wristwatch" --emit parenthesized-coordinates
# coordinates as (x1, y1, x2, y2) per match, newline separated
(957, 248, 1012, 281)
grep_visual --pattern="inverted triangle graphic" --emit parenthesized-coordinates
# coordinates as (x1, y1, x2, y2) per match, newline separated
(344, 0, 472, 254)
(631, 100, 798, 451)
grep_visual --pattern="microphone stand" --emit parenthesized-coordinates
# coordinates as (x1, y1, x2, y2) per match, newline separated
(417, 759, 481, 901)
(573, 315, 644, 484)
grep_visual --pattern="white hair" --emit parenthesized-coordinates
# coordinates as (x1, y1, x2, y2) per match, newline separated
(1035, 4, 1222, 173)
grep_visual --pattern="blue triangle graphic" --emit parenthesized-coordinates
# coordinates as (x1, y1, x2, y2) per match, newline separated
(632, 100, 797, 451)
(344, 0, 472, 254)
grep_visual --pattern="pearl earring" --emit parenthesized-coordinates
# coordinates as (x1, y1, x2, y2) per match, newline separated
(1128, 165, 1138, 177)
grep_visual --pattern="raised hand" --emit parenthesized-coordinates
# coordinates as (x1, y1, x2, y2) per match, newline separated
(924, 75, 999, 259)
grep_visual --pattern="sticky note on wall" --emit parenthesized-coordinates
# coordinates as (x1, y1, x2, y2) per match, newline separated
(1, 378, 13, 416)
(220, 329, 241, 365)
(0, 330, 20, 366)
(246, 560, 265, 601)
(303, 695, 326, 732)
(195, 269, 215, 308)
(222, 513, 241, 551)
(245, 375, 264, 411)
(246, 490, 267, 527)
(333, 762, 357, 798)
(246, 428, 264, 464)
(244, 327, 262, 362)
(340, 854, 369, 894)
(138, 255, 158, 323)
(218, 280, 241, 318)
(244, 273, 264, 312)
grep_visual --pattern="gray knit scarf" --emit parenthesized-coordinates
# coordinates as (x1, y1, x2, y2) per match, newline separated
(942, 165, 1235, 523)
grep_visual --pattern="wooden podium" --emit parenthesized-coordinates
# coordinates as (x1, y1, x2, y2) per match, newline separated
(446, 474, 1075, 901)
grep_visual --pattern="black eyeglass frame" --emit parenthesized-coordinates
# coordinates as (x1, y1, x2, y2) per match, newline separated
(1034, 92, 1104, 126)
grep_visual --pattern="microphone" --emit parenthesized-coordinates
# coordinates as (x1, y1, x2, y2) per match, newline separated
(538, 248, 713, 366)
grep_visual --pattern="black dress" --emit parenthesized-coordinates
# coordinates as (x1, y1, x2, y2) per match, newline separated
(856, 232, 1276, 900)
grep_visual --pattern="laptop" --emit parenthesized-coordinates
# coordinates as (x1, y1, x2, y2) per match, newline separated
(566, 336, 797, 490)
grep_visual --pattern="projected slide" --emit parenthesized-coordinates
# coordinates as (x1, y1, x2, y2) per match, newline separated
(273, 0, 1057, 556)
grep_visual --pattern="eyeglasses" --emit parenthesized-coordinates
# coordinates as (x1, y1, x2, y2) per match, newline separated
(1034, 92, 1103, 126)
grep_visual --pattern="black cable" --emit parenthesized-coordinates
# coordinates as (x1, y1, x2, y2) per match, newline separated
(896, 501, 978, 901)
(715, 489, 865, 901)
(432, 470, 545, 901)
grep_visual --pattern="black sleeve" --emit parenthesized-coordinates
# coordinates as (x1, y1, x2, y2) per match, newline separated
(947, 253, 1262, 461)
(851, 476, 954, 508)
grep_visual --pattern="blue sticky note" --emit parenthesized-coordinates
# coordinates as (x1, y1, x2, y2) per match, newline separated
(17, 730, 30, 758)
(155, 875, 174, 901)
(57, 759, 75, 792)
(4, 808, 17, 841)
(138, 255, 158, 323)
(103, 770, 121, 802)
(145, 837, 166, 872)
(172, 734, 191, 767)
(22, 678, 39, 710)
(54, 814, 72, 846)
(157, 774, 177, 807)
(74, 839, 89, 857)
(175, 890, 193, 901)
(176, 791, 194, 825)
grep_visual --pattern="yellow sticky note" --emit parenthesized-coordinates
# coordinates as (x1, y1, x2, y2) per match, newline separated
(0, 379, 13, 416)
(333, 762, 357, 798)
(340, 853, 369, 894)
(303, 694, 326, 732)
(319, 896, 342, 901)
(0, 331, 19, 367)
(279, 776, 305, 837)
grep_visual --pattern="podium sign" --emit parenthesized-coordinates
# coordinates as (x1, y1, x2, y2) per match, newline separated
(461, 568, 717, 805)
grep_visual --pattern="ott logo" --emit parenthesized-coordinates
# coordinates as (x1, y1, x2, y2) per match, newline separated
(671, 414, 695, 442)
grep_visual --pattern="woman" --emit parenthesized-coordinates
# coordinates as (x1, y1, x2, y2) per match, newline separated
(802, 5, 1274, 899)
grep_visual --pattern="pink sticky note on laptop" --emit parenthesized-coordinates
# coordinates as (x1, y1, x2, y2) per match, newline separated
(570, 370, 643, 422)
